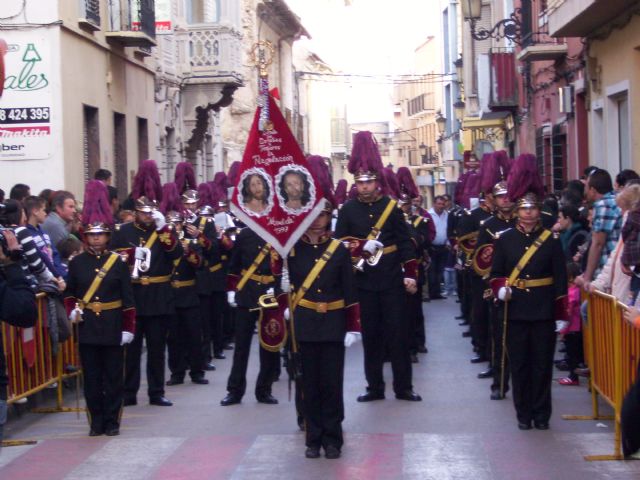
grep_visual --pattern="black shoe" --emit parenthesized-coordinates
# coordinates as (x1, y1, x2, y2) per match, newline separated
(105, 427, 120, 436)
(417, 345, 428, 354)
(256, 394, 278, 404)
(518, 421, 532, 430)
(220, 394, 241, 406)
(89, 428, 103, 436)
(462, 331, 472, 338)
(455, 315, 466, 320)
(166, 377, 184, 386)
(203, 363, 216, 371)
(395, 390, 422, 401)
(123, 397, 137, 407)
(325, 445, 341, 459)
(555, 360, 570, 371)
(458, 321, 470, 326)
(213, 352, 226, 360)
(470, 355, 488, 364)
(477, 368, 494, 379)
(305, 447, 321, 459)
(490, 390, 505, 400)
(410, 354, 419, 364)
(534, 421, 549, 430)
(223, 344, 234, 350)
(191, 377, 209, 385)
(431, 295, 446, 300)
(357, 391, 385, 402)
(149, 396, 173, 407)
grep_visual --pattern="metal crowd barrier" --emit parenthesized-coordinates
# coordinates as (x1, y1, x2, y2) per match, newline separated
(563, 290, 640, 461)
(2, 293, 83, 412)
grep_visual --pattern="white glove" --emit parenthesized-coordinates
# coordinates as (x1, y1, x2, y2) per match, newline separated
(284, 308, 290, 321)
(152, 210, 166, 230)
(120, 331, 134, 345)
(266, 287, 275, 296)
(498, 287, 512, 301)
(134, 246, 149, 261)
(69, 307, 83, 324)
(344, 332, 361, 348)
(227, 291, 237, 307)
(363, 239, 383, 255)
(555, 320, 570, 333)
(280, 267, 290, 293)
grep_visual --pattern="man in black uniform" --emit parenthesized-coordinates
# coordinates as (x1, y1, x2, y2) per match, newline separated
(165, 211, 209, 386)
(490, 188, 567, 430)
(287, 155, 360, 459)
(472, 180, 515, 398)
(220, 227, 282, 406)
(65, 221, 136, 435)
(110, 196, 183, 407)
(335, 131, 421, 402)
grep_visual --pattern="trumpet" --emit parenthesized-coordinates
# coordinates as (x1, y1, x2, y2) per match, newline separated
(355, 232, 384, 271)
(131, 247, 151, 279)
(258, 292, 279, 309)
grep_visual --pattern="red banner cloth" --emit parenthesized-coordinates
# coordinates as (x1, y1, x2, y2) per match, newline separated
(230, 95, 325, 257)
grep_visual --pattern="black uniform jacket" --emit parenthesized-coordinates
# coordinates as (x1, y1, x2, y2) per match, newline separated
(334, 196, 416, 291)
(226, 228, 280, 309)
(472, 212, 517, 279)
(172, 240, 203, 309)
(64, 251, 135, 345)
(456, 205, 493, 264)
(408, 214, 429, 285)
(109, 221, 183, 316)
(288, 235, 360, 343)
(490, 223, 567, 322)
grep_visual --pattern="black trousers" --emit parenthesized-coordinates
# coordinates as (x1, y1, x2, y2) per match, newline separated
(460, 269, 472, 320)
(490, 304, 509, 394)
(223, 301, 235, 345)
(408, 289, 425, 352)
(226, 307, 280, 399)
(564, 332, 584, 381)
(507, 320, 556, 424)
(300, 342, 345, 450)
(79, 344, 124, 432)
(359, 287, 412, 394)
(124, 315, 169, 400)
(168, 306, 205, 380)
(622, 360, 640, 457)
(200, 292, 225, 362)
(470, 276, 490, 358)
(427, 245, 448, 298)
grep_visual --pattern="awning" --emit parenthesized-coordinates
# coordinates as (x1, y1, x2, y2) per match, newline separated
(462, 111, 512, 130)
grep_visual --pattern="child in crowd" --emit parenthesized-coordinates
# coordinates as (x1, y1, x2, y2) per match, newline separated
(557, 262, 584, 386)
(56, 236, 83, 280)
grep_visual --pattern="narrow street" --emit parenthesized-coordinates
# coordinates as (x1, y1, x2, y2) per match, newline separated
(1, 297, 639, 479)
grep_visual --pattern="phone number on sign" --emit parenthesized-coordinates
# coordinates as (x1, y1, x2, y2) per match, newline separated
(0, 107, 50, 124)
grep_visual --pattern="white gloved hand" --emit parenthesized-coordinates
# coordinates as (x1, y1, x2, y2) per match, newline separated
(134, 246, 149, 261)
(152, 210, 166, 230)
(266, 287, 275, 296)
(227, 291, 237, 307)
(344, 332, 361, 348)
(363, 239, 383, 255)
(498, 287, 512, 301)
(280, 267, 290, 293)
(69, 307, 83, 324)
(284, 308, 290, 321)
(555, 320, 570, 333)
(120, 331, 134, 345)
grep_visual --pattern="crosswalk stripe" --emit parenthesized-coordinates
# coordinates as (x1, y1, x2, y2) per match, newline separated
(0, 442, 38, 468)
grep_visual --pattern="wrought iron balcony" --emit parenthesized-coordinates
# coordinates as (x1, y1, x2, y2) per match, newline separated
(489, 49, 518, 108)
(181, 24, 243, 85)
(517, 32, 567, 63)
(78, 0, 101, 31)
(106, 0, 156, 48)
(548, 0, 638, 37)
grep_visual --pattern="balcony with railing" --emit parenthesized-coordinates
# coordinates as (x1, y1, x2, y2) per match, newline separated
(78, 0, 101, 31)
(517, 32, 568, 62)
(180, 24, 243, 85)
(489, 48, 518, 108)
(548, 0, 638, 37)
(106, 0, 156, 48)
(407, 93, 434, 119)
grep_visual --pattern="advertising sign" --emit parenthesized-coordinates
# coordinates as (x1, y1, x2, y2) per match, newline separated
(0, 34, 52, 161)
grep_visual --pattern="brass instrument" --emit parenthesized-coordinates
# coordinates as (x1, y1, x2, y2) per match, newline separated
(258, 292, 279, 309)
(131, 247, 151, 279)
(355, 231, 384, 271)
(185, 210, 197, 224)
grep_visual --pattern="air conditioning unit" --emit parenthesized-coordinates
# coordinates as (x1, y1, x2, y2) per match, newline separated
(559, 86, 574, 114)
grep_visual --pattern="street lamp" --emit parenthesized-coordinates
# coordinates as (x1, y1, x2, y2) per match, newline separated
(453, 99, 466, 122)
(453, 56, 463, 83)
(461, 0, 523, 45)
(435, 112, 446, 136)
(419, 143, 427, 157)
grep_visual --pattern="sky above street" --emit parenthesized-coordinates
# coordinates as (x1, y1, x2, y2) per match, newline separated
(287, 0, 441, 122)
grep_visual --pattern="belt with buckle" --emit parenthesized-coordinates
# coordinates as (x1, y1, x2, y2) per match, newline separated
(382, 244, 397, 254)
(171, 279, 196, 288)
(80, 300, 123, 314)
(132, 274, 172, 286)
(241, 270, 275, 285)
(297, 298, 345, 313)
(512, 277, 553, 289)
(209, 263, 223, 273)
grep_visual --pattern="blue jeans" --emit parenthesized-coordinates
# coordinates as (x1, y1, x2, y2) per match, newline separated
(444, 268, 457, 295)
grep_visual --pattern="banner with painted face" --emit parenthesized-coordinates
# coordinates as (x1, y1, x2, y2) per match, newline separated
(230, 94, 325, 258)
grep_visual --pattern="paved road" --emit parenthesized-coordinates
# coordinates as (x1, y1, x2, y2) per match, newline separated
(2, 297, 640, 479)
